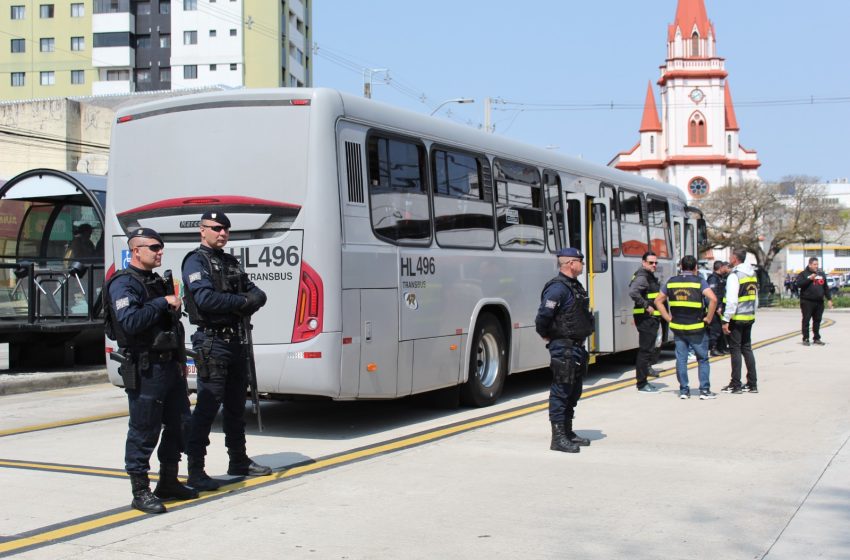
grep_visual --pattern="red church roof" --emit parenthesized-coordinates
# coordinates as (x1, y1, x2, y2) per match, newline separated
(639, 82, 662, 132)
(668, 0, 714, 42)
(724, 82, 740, 131)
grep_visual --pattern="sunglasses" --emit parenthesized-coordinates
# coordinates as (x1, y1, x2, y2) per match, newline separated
(137, 244, 163, 252)
(202, 224, 229, 232)
(646, 261, 658, 265)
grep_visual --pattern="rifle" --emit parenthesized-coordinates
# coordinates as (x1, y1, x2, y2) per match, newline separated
(162, 270, 188, 367)
(237, 273, 263, 432)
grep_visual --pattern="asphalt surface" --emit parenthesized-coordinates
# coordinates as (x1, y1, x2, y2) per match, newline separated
(0, 308, 847, 559)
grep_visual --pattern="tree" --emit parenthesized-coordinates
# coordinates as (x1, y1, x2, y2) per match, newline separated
(699, 177, 847, 272)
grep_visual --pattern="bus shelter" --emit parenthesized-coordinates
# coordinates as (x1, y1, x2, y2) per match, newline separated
(0, 169, 106, 367)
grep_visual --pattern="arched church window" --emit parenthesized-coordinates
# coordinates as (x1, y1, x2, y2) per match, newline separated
(688, 177, 709, 198)
(689, 112, 707, 145)
(691, 32, 700, 57)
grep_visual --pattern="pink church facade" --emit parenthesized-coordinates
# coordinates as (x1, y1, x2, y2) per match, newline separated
(609, 0, 760, 200)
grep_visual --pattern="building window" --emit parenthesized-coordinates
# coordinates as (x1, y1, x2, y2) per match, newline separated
(11, 72, 25, 87)
(209, 29, 217, 37)
(134, 1, 151, 15)
(160, 34, 171, 48)
(136, 35, 151, 48)
(160, 67, 171, 82)
(210, 64, 217, 71)
(184, 31, 197, 45)
(688, 177, 710, 198)
(71, 3, 84, 17)
(11, 39, 25, 53)
(39, 4, 54, 18)
(71, 70, 85, 84)
(184, 0, 197, 10)
(835, 249, 850, 258)
(40, 71, 55, 85)
(688, 112, 707, 145)
(94, 32, 131, 48)
(135, 69, 151, 82)
(184, 65, 197, 79)
(230, 29, 237, 36)
(40, 38, 55, 52)
(691, 32, 699, 57)
(727, 134, 732, 153)
(650, 135, 655, 154)
(289, 75, 298, 87)
(94, 0, 121, 14)
(71, 36, 85, 51)
(159, 1, 170, 14)
(11, 5, 25, 19)
(230, 63, 237, 70)
(106, 69, 130, 80)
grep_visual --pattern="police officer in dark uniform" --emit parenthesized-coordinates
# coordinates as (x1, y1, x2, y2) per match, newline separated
(707, 260, 730, 356)
(629, 251, 662, 393)
(104, 228, 198, 514)
(182, 212, 271, 491)
(535, 248, 595, 453)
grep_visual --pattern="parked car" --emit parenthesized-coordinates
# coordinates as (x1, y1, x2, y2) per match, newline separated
(826, 276, 841, 297)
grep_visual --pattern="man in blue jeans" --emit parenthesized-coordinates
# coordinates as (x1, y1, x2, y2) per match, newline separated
(654, 255, 718, 400)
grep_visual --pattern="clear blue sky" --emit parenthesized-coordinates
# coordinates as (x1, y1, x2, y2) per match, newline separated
(313, 1, 850, 183)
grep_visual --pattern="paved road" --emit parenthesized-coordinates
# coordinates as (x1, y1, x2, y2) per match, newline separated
(0, 309, 847, 559)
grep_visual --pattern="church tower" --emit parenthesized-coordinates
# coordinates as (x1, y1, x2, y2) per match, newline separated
(610, 0, 760, 200)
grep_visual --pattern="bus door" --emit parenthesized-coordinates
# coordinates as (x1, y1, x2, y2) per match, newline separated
(589, 184, 614, 353)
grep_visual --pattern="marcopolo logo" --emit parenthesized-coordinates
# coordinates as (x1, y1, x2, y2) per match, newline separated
(180, 220, 201, 228)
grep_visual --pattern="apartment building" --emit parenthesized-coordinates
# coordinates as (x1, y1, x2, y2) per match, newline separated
(0, 0, 312, 100)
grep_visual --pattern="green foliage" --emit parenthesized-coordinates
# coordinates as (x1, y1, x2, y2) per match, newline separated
(773, 295, 850, 308)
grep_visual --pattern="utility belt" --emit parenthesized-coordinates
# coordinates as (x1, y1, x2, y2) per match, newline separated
(111, 348, 177, 390)
(200, 326, 239, 340)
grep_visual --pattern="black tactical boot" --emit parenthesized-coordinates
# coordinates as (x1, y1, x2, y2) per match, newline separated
(130, 473, 166, 514)
(187, 456, 221, 491)
(227, 450, 273, 476)
(550, 422, 580, 453)
(565, 418, 591, 447)
(154, 463, 199, 500)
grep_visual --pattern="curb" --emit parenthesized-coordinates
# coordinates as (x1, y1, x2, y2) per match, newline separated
(0, 369, 109, 396)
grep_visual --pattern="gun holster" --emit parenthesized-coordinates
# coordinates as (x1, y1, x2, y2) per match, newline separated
(118, 355, 140, 391)
(151, 331, 179, 352)
(550, 357, 578, 385)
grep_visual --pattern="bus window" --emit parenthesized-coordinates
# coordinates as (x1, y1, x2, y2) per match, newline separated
(566, 199, 582, 251)
(618, 189, 648, 257)
(493, 159, 544, 251)
(647, 197, 671, 259)
(685, 223, 695, 257)
(591, 203, 608, 273)
(431, 148, 495, 249)
(367, 135, 431, 245)
(674, 222, 682, 259)
(697, 218, 709, 253)
(543, 170, 566, 252)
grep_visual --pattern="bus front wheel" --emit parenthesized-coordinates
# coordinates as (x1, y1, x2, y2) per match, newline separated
(461, 314, 507, 407)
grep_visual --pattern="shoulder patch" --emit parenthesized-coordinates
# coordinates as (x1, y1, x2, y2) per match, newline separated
(544, 299, 558, 309)
(189, 272, 202, 283)
(115, 297, 130, 310)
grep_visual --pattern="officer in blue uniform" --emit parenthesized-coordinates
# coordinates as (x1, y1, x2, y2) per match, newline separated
(105, 228, 197, 514)
(535, 248, 596, 453)
(182, 212, 271, 491)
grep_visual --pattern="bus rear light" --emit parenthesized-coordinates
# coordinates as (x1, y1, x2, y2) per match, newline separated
(105, 346, 114, 354)
(287, 351, 322, 359)
(292, 261, 324, 343)
(117, 115, 133, 123)
(290, 99, 311, 106)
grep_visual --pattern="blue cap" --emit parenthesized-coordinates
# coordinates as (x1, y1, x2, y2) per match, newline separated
(127, 227, 163, 245)
(200, 211, 231, 228)
(556, 247, 584, 259)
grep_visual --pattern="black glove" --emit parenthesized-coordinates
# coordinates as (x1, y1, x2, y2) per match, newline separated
(239, 289, 267, 315)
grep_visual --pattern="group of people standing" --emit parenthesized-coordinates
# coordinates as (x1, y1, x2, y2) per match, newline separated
(629, 249, 759, 399)
(105, 212, 271, 514)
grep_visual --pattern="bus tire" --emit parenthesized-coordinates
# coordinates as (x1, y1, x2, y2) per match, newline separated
(461, 314, 507, 407)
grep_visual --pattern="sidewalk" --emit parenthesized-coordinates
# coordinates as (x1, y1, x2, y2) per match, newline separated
(0, 366, 107, 396)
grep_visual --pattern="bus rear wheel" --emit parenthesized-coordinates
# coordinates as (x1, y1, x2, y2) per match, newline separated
(461, 314, 507, 407)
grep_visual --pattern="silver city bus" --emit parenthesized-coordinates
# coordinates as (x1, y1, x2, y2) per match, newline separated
(104, 88, 706, 406)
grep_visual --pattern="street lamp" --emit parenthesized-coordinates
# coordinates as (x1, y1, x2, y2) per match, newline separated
(430, 98, 474, 116)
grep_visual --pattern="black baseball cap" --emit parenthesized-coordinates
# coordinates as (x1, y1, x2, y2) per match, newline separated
(557, 248, 584, 259)
(127, 227, 164, 245)
(200, 211, 231, 228)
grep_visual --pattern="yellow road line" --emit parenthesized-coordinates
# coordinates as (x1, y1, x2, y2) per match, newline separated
(0, 320, 834, 556)
(0, 411, 128, 438)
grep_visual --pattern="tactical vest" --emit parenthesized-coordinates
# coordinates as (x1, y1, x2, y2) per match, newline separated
(707, 272, 728, 305)
(103, 268, 174, 352)
(542, 275, 595, 341)
(183, 247, 243, 328)
(731, 270, 758, 322)
(630, 268, 661, 317)
(665, 274, 705, 335)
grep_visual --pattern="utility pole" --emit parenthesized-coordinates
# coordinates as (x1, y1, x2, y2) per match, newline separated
(484, 97, 492, 133)
(363, 68, 387, 99)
